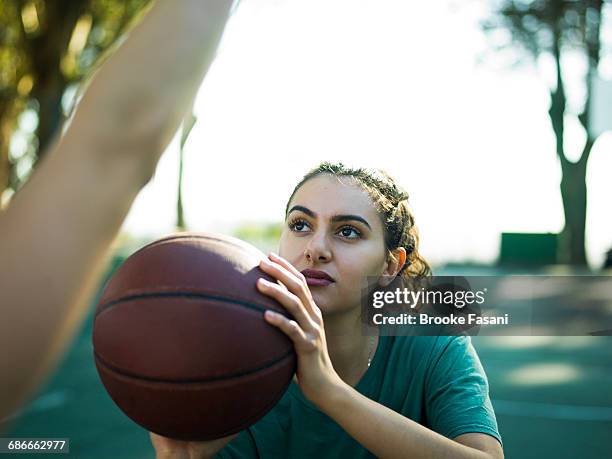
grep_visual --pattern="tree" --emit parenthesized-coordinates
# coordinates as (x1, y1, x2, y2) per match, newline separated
(481, 0, 610, 265)
(0, 0, 151, 200)
(177, 110, 197, 231)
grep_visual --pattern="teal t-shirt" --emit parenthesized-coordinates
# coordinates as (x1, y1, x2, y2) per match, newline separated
(216, 335, 502, 458)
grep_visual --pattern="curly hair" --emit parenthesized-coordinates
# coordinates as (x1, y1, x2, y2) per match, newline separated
(285, 162, 432, 282)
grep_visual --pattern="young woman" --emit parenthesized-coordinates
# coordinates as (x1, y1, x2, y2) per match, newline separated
(151, 162, 504, 459)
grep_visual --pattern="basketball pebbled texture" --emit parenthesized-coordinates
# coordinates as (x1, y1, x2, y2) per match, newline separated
(92, 233, 296, 440)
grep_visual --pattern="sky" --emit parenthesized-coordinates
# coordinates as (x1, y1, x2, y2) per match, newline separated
(121, 0, 612, 268)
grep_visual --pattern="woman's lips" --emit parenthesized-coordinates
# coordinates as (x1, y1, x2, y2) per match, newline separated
(305, 277, 333, 287)
(301, 269, 335, 287)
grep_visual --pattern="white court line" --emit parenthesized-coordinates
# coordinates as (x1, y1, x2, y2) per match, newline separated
(493, 399, 612, 422)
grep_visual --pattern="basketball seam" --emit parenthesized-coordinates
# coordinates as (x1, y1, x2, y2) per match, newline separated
(206, 372, 295, 440)
(95, 291, 289, 319)
(94, 349, 295, 384)
(146, 362, 296, 441)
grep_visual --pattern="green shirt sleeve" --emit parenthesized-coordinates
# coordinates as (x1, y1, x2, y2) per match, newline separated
(424, 335, 502, 446)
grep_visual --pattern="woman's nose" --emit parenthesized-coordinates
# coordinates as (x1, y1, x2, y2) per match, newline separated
(304, 231, 332, 263)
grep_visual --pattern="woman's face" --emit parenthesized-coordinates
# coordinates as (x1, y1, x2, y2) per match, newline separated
(279, 174, 392, 315)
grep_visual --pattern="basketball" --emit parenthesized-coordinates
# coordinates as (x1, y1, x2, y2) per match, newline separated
(92, 233, 296, 441)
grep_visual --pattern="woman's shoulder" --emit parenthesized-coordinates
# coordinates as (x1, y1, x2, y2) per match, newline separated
(389, 334, 472, 357)
(383, 335, 475, 374)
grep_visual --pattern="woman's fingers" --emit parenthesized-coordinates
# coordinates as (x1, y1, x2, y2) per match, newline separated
(269, 252, 306, 282)
(264, 310, 310, 347)
(259, 256, 315, 315)
(259, 257, 307, 298)
(266, 253, 323, 321)
(257, 278, 315, 332)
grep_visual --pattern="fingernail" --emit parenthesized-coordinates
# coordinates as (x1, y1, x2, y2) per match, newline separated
(269, 252, 279, 259)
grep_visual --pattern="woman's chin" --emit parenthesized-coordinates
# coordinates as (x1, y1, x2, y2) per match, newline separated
(314, 299, 354, 318)
(310, 290, 326, 305)
(309, 287, 358, 317)
(310, 292, 334, 313)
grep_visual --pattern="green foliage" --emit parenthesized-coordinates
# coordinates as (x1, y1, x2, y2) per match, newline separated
(234, 222, 284, 242)
(233, 222, 284, 254)
(481, 0, 609, 64)
(0, 0, 151, 195)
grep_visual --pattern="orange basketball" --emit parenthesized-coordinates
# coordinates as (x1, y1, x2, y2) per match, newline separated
(93, 233, 296, 440)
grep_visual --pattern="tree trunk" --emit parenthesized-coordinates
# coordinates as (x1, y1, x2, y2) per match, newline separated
(548, 29, 590, 267)
(0, 101, 21, 198)
(0, 114, 12, 197)
(25, 1, 86, 159)
(558, 160, 588, 265)
(177, 111, 196, 230)
(30, 74, 66, 157)
(176, 144, 186, 231)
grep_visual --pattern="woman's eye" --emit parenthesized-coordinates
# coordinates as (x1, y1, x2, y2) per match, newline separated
(338, 226, 360, 239)
(289, 219, 309, 232)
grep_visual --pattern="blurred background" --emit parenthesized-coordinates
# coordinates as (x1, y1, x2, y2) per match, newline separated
(1, 0, 611, 457)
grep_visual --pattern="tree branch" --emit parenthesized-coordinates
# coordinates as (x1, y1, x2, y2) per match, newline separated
(579, 137, 595, 168)
(549, 29, 569, 167)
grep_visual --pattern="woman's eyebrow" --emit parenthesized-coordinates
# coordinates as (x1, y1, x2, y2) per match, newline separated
(331, 215, 372, 230)
(288, 205, 315, 218)
(287, 205, 371, 230)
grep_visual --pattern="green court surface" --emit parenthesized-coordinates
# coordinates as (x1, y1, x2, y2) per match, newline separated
(6, 267, 612, 459)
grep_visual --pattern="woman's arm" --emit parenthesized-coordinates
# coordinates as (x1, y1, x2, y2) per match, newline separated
(0, 0, 235, 423)
(256, 253, 503, 459)
(318, 382, 504, 459)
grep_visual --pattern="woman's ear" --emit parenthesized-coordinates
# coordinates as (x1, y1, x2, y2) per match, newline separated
(378, 247, 407, 287)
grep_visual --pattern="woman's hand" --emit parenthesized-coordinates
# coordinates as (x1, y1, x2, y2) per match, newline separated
(257, 252, 344, 408)
(149, 432, 238, 459)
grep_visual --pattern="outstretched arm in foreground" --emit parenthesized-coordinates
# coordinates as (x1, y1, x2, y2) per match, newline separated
(0, 0, 235, 423)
